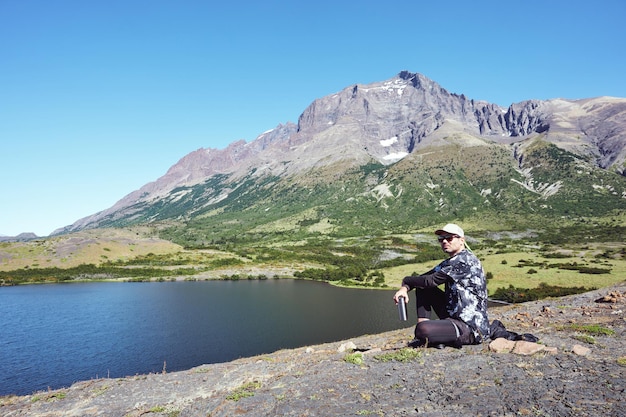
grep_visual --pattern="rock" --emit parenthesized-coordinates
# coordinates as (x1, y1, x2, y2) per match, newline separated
(572, 344, 591, 356)
(512, 341, 546, 355)
(595, 291, 625, 303)
(513, 312, 532, 321)
(543, 346, 558, 355)
(337, 341, 357, 352)
(489, 338, 551, 355)
(489, 338, 516, 353)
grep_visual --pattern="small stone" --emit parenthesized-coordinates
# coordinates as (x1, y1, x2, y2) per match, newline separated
(595, 291, 625, 303)
(489, 338, 515, 353)
(512, 341, 545, 355)
(572, 344, 591, 356)
(337, 341, 357, 352)
(543, 346, 558, 355)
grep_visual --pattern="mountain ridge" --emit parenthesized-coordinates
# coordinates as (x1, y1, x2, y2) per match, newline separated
(0, 233, 39, 243)
(53, 71, 626, 237)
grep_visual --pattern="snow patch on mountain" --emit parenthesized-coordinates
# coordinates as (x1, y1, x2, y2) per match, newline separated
(383, 152, 408, 162)
(380, 137, 398, 147)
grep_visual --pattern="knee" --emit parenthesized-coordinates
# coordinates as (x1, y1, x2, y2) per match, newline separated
(414, 322, 430, 340)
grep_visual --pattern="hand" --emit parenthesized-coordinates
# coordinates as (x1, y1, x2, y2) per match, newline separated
(393, 287, 408, 305)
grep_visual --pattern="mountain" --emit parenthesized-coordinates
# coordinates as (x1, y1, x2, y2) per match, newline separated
(0, 233, 39, 243)
(54, 71, 626, 243)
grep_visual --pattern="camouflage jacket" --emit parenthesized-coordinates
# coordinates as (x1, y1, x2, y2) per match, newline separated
(402, 249, 490, 342)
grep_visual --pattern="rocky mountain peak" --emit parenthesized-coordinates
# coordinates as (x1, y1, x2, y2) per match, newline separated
(55, 71, 626, 234)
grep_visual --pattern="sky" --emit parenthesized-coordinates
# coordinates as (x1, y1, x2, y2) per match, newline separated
(1, 0, 625, 236)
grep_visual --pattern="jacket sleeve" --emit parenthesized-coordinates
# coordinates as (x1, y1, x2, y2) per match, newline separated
(401, 270, 450, 290)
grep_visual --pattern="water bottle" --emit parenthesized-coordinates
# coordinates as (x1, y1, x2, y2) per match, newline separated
(397, 295, 407, 321)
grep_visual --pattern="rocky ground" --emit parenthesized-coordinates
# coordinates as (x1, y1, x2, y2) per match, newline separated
(2, 283, 625, 417)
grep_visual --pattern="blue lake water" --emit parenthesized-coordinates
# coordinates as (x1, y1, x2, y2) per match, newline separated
(0, 279, 413, 396)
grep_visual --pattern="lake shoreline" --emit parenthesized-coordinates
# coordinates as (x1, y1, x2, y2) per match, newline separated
(0, 279, 411, 397)
(2, 282, 624, 416)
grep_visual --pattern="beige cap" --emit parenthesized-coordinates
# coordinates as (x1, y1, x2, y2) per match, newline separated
(435, 223, 464, 237)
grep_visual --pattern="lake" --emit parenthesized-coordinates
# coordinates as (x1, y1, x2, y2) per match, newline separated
(0, 279, 413, 396)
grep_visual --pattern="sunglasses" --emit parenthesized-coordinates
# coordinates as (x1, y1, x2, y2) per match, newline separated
(437, 235, 459, 242)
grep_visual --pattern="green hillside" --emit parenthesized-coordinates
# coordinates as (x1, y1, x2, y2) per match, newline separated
(2, 139, 624, 294)
(141, 140, 624, 248)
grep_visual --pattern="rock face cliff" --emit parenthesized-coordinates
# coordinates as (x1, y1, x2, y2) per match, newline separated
(55, 71, 626, 234)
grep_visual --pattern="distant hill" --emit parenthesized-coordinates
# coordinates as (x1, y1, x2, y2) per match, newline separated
(53, 71, 626, 245)
(0, 232, 39, 242)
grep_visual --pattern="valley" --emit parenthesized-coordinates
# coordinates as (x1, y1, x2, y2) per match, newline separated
(2, 219, 624, 302)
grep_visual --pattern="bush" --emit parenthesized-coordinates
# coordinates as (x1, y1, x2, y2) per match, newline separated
(491, 283, 593, 303)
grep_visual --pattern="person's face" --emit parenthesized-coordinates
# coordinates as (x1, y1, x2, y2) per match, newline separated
(437, 234, 465, 256)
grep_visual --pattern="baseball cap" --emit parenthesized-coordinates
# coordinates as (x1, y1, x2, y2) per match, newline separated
(434, 223, 464, 237)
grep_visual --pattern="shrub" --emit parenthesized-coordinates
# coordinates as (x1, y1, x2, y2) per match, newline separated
(491, 283, 593, 303)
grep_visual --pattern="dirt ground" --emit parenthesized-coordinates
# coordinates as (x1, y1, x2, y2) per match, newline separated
(2, 283, 625, 417)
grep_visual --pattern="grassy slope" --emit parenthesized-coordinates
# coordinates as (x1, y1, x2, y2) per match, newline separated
(379, 248, 626, 295)
(2, 222, 624, 295)
(0, 227, 182, 272)
(2, 141, 624, 290)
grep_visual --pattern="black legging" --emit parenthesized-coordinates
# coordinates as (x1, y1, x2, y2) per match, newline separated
(413, 287, 472, 347)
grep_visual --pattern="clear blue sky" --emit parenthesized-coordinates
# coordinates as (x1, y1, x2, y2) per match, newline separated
(2, 0, 625, 236)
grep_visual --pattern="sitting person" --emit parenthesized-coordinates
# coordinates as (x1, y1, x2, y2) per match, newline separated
(393, 223, 490, 348)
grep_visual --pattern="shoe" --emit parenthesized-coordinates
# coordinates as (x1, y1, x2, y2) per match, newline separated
(408, 338, 425, 348)
(515, 333, 539, 343)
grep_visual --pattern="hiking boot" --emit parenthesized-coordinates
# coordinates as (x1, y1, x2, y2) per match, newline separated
(408, 338, 425, 348)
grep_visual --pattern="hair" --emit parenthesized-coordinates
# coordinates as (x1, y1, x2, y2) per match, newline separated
(463, 238, 473, 253)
